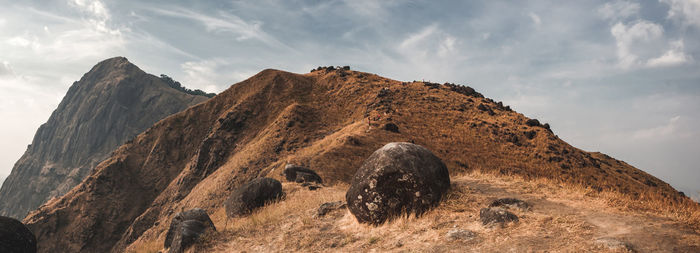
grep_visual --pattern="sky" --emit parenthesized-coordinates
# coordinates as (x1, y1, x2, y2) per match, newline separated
(0, 0, 698, 200)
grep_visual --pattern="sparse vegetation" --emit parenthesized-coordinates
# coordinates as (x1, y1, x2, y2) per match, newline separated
(159, 74, 216, 98)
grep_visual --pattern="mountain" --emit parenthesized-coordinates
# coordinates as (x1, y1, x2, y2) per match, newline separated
(23, 67, 697, 252)
(0, 57, 209, 219)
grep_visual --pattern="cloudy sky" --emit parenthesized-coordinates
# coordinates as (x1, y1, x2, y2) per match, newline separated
(0, 0, 698, 199)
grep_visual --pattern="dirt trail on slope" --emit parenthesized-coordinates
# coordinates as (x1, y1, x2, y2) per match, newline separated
(461, 175, 700, 252)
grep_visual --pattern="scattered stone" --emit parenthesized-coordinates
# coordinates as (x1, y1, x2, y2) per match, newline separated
(446, 228, 476, 241)
(595, 237, 632, 251)
(346, 142, 451, 225)
(164, 208, 216, 253)
(283, 164, 323, 184)
(489, 198, 531, 211)
(523, 130, 536, 140)
(316, 201, 347, 217)
(225, 177, 283, 217)
(526, 119, 541, 127)
(479, 207, 519, 226)
(383, 123, 400, 133)
(0, 216, 36, 253)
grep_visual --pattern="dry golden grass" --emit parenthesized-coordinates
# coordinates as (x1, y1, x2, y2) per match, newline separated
(181, 170, 700, 252)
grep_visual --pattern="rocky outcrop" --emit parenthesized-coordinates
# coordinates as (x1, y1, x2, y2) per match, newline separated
(0, 57, 208, 219)
(0, 216, 36, 253)
(225, 178, 283, 218)
(346, 142, 451, 225)
(164, 209, 215, 253)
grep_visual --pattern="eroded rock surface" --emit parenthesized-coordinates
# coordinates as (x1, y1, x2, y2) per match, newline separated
(346, 142, 450, 225)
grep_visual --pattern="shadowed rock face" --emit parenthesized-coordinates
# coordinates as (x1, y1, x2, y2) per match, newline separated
(346, 142, 451, 225)
(0, 57, 208, 219)
(0, 216, 37, 253)
(225, 178, 284, 218)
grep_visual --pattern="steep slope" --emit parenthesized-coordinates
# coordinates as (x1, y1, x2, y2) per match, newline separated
(0, 57, 209, 219)
(24, 67, 695, 252)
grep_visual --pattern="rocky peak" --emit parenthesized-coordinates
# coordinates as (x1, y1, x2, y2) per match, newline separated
(0, 57, 210, 219)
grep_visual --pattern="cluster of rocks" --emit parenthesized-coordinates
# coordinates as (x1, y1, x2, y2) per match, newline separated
(479, 198, 530, 227)
(310, 66, 350, 73)
(525, 118, 552, 132)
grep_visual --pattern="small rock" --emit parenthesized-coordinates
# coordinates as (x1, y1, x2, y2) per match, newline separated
(488, 198, 531, 211)
(283, 164, 323, 184)
(526, 119, 541, 127)
(0, 216, 36, 253)
(224, 177, 283, 218)
(164, 208, 216, 253)
(595, 237, 632, 251)
(446, 228, 476, 241)
(479, 207, 518, 226)
(316, 201, 347, 217)
(382, 123, 399, 133)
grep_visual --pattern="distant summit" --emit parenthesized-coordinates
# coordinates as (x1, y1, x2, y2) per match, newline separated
(0, 57, 209, 219)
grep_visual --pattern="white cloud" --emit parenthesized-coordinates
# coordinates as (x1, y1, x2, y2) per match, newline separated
(180, 59, 257, 93)
(633, 116, 685, 140)
(0, 61, 15, 78)
(610, 20, 689, 69)
(647, 40, 693, 67)
(398, 24, 460, 60)
(661, 0, 700, 27)
(152, 8, 288, 50)
(598, 0, 640, 20)
(528, 12, 542, 26)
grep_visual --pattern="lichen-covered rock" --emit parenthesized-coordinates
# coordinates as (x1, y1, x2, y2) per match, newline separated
(0, 216, 37, 253)
(489, 198, 531, 211)
(480, 207, 518, 226)
(345, 142, 450, 225)
(164, 208, 215, 250)
(283, 164, 323, 184)
(225, 177, 283, 217)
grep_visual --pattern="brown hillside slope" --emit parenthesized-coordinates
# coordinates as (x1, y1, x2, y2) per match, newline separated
(24, 67, 697, 252)
(0, 57, 208, 219)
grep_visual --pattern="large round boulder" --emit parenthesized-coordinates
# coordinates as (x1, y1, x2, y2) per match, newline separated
(345, 142, 450, 225)
(0, 216, 37, 253)
(225, 177, 283, 217)
(164, 208, 216, 252)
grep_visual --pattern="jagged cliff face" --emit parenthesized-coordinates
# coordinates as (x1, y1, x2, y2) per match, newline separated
(23, 67, 688, 253)
(0, 57, 209, 219)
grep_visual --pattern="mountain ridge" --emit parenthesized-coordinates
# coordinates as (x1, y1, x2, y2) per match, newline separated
(0, 57, 209, 219)
(22, 64, 696, 252)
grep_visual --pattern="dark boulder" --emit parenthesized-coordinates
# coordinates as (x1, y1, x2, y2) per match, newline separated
(0, 216, 36, 253)
(489, 198, 531, 211)
(346, 142, 450, 225)
(225, 177, 283, 217)
(480, 207, 518, 226)
(164, 208, 215, 251)
(383, 123, 399, 133)
(283, 164, 323, 184)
